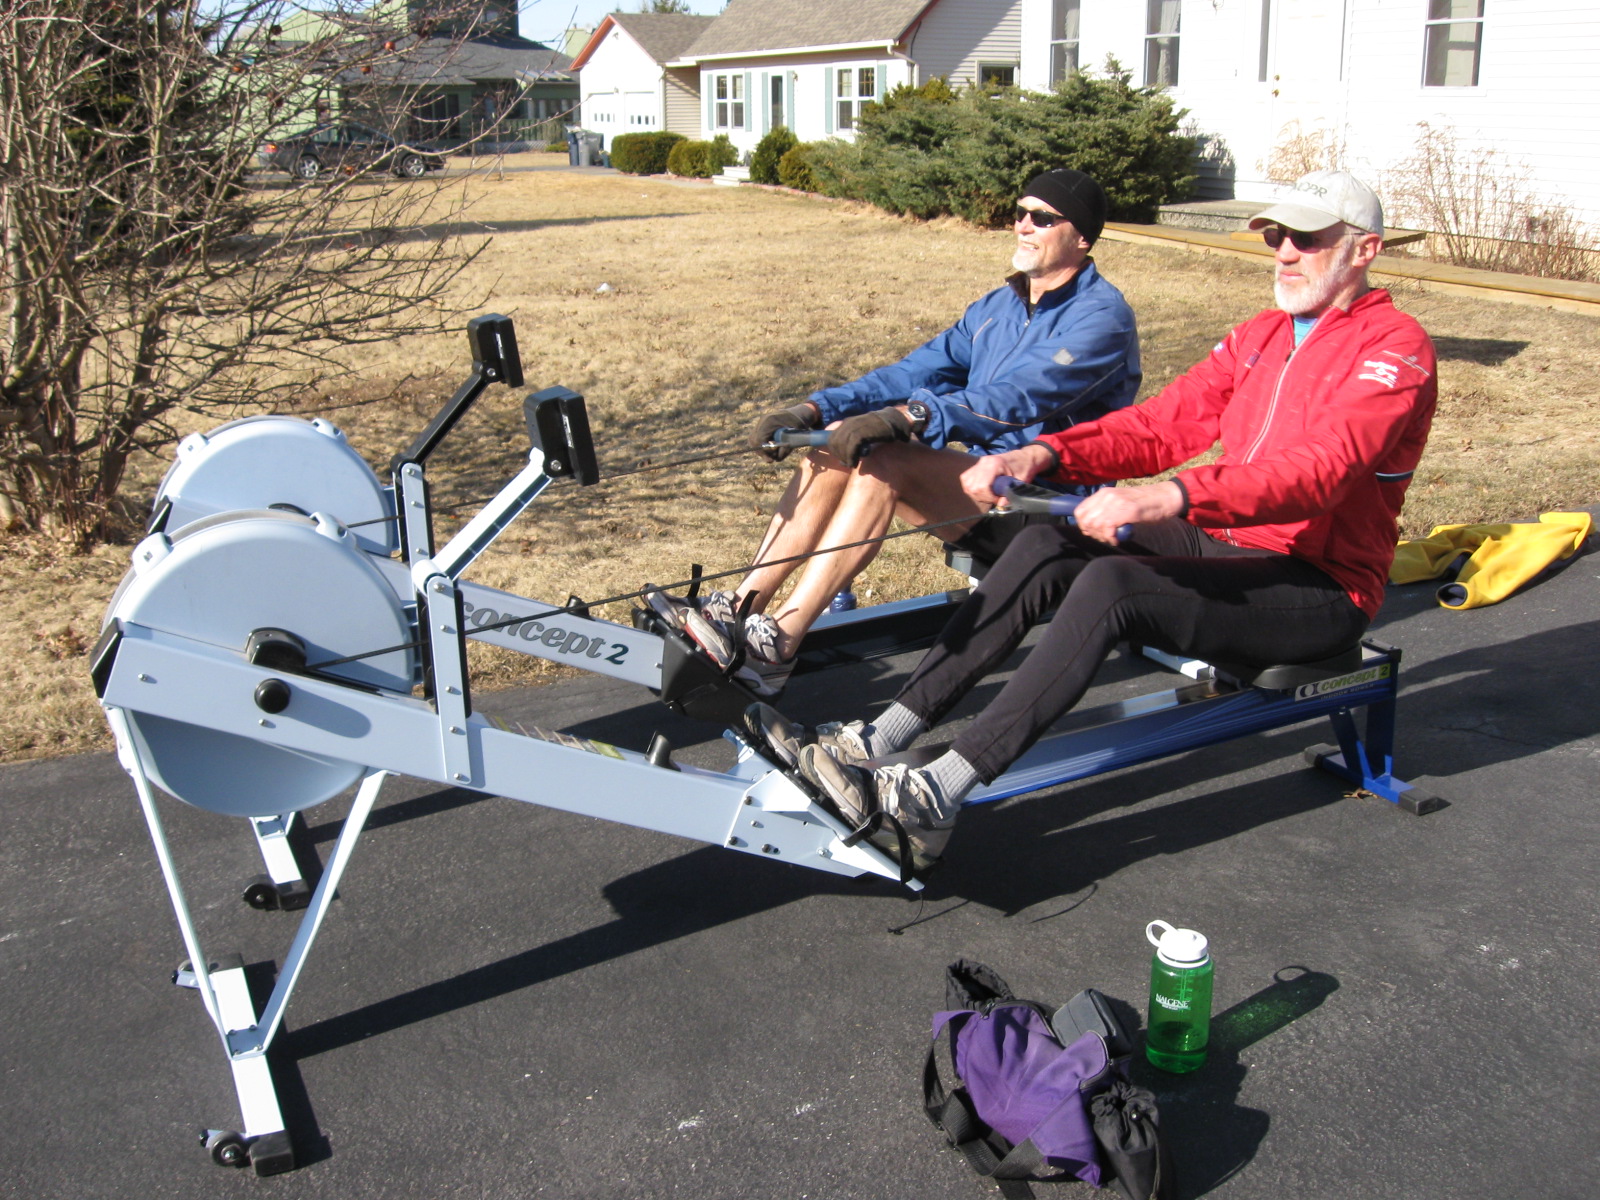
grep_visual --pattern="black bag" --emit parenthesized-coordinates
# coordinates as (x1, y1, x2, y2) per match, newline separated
(924, 960, 1176, 1200)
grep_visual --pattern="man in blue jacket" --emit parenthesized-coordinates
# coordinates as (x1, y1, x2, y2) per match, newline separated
(663, 169, 1141, 694)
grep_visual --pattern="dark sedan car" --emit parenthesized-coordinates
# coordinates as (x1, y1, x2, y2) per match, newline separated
(258, 122, 446, 181)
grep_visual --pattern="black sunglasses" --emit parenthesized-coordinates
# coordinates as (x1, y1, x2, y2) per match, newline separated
(1261, 224, 1332, 252)
(1014, 205, 1066, 228)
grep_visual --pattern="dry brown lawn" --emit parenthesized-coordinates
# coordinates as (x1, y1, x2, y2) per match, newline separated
(5, 159, 1597, 764)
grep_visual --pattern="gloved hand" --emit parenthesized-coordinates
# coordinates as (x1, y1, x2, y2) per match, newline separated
(749, 402, 821, 461)
(827, 407, 913, 467)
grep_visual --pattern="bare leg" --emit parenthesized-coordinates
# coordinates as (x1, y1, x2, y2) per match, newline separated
(737, 450, 854, 611)
(759, 443, 987, 657)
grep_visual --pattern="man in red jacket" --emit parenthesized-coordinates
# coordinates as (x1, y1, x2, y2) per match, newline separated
(767, 169, 1438, 869)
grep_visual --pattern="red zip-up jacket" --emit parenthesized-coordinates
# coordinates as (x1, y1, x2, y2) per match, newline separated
(1038, 288, 1437, 618)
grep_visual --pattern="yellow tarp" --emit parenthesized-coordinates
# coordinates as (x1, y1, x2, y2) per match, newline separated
(1390, 512, 1593, 609)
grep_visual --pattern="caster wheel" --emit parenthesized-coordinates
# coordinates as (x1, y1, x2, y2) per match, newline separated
(203, 1129, 250, 1168)
(242, 875, 280, 911)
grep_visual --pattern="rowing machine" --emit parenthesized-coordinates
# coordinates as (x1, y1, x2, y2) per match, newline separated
(96, 390, 914, 1174)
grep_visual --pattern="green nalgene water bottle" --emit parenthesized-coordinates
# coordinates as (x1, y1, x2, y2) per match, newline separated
(1145, 919, 1214, 1073)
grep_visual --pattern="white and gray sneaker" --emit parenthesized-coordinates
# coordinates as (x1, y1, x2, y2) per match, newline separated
(680, 608, 736, 669)
(739, 612, 795, 697)
(644, 584, 738, 632)
(693, 588, 738, 626)
(746, 703, 874, 770)
(797, 745, 955, 867)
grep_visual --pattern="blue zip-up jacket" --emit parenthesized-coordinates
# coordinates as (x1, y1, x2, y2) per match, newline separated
(808, 259, 1141, 455)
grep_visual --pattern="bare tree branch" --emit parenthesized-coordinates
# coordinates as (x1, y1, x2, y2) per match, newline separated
(0, 0, 498, 544)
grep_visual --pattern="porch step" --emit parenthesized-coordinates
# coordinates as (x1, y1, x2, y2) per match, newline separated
(712, 166, 750, 187)
(1156, 199, 1270, 234)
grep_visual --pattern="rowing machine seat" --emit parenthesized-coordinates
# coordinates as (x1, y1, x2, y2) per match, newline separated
(1208, 645, 1366, 691)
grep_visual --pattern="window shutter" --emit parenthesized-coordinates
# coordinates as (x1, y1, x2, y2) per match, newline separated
(705, 74, 714, 133)
(785, 71, 795, 132)
(760, 71, 770, 134)
(744, 71, 754, 130)
(824, 67, 834, 134)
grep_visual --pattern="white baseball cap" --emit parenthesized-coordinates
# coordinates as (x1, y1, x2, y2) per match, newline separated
(1248, 169, 1384, 238)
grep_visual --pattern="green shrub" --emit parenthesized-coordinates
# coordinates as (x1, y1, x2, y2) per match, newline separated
(666, 134, 740, 178)
(749, 125, 798, 185)
(825, 60, 1197, 226)
(776, 142, 819, 192)
(609, 131, 685, 175)
(545, 139, 568, 153)
(708, 133, 739, 171)
(666, 138, 707, 177)
(873, 76, 957, 113)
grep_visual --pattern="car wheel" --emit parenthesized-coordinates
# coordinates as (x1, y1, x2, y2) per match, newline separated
(396, 153, 427, 179)
(293, 156, 321, 180)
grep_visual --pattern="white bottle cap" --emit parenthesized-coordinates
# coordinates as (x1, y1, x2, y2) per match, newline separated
(1146, 920, 1210, 967)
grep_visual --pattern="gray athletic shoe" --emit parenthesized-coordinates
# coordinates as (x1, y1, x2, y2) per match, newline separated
(816, 719, 874, 762)
(641, 583, 689, 630)
(739, 612, 794, 697)
(746, 703, 873, 770)
(693, 588, 738, 626)
(798, 746, 956, 865)
(681, 608, 735, 669)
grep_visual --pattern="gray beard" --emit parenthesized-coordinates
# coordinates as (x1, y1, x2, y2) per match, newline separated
(1274, 241, 1357, 315)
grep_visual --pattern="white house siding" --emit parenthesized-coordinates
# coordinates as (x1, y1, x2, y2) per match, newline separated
(695, 52, 916, 156)
(1017, 1, 1600, 231)
(909, 0, 1023, 89)
(663, 68, 701, 138)
(578, 25, 665, 150)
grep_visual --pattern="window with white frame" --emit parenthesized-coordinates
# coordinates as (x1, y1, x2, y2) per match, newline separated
(1145, 0, 1180, 88)
(978, 63, 1017, 88)
(1423, 0, 1483, 87)
(835, 66, 877, 131)
(713, 73, 744, 129)
(1050, 0, 1081, 85)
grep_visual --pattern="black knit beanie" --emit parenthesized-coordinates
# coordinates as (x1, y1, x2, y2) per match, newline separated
(1020, 168, 1108, 245)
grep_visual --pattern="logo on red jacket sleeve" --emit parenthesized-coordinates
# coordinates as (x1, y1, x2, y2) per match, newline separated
(1357, 359, 1400, 387)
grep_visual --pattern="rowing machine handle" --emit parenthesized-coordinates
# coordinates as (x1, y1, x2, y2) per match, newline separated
(766, 428, 833, 448)
(993, 476, 1132, 544)
(391, 314, 523, 473)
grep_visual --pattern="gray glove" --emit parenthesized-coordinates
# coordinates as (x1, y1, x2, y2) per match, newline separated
(828, 408, 913, 467)
(749, 402, 821, 461)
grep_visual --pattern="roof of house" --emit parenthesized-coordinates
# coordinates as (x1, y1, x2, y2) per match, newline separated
(349, 32, 575, 87)
(611, 13, 719, 63)
(568, 12, 717, 72)
(680, 0, 936, 59)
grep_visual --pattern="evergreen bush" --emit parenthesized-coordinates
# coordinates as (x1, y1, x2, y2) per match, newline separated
(749, 125, 798, 185)
(829, 61, 1196, 226)
(776, 143, 818, 192)
(708, 133, 739, 171)
(666, 138, 707, 177)
(610, 131, 685, 175)
(667, 134, 740, 178)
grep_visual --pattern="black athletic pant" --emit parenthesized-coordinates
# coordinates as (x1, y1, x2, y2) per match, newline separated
(895, 519, 1370, 783)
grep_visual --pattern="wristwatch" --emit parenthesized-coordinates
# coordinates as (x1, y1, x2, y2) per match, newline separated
(905, 399, 932, 435)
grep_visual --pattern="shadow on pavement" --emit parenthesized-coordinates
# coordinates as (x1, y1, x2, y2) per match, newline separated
(284, 843, 862, 1061)
(1134, 967, 1340, 1197)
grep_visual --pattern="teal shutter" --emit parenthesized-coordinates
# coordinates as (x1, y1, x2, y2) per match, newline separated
(824, 67, 834, 134)
(785, 71, 794, 131)
(760, 72, 770, 134)
(705, 73, 714, 133)
(743, 71, 754, 130)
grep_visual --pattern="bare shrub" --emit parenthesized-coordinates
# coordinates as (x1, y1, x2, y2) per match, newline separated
(1383, 122, 1597, 282)
(1262, 121, 1346, 183)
